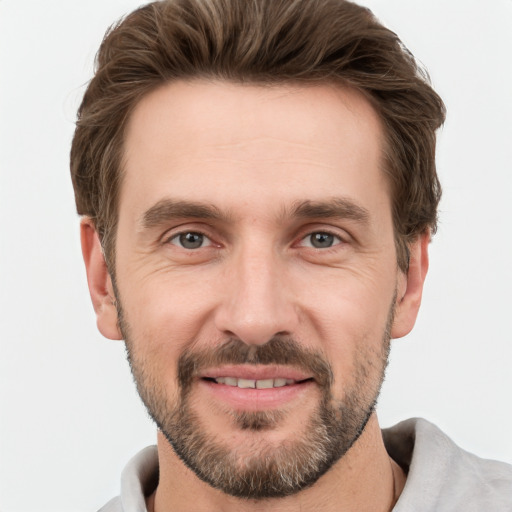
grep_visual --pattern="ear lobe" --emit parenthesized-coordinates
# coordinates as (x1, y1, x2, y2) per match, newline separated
(80, 218, 122, 340)
(391, 232, 430, 339)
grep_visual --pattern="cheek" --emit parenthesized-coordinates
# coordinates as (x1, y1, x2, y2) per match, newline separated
(293, 269, 394, 376)
(118, 274, 223, 395)
(121, 264, 216, 330)
(316, 301, 387, 376)
(295, 265, 395, 333)
(126, 299, 208, 361)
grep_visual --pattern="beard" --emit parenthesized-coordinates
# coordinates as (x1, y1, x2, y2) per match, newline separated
(118, 300, 394, 500)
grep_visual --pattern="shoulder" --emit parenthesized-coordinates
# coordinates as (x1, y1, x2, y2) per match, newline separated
(383, 418, 512, 511)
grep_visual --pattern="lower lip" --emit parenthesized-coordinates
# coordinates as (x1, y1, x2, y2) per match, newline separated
(198, 379, 315, 410)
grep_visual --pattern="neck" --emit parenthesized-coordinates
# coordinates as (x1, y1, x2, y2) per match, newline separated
(148, 413, 406, 512)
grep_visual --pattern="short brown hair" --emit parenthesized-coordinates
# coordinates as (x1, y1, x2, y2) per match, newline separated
(70, 0, 446, 272)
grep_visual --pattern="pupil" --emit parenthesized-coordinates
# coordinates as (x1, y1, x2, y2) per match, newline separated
(311, 232, 334, 248)
(180, 232, 203, 249)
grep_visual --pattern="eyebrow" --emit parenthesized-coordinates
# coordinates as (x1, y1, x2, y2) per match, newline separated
(140, 199, 229, 230)
(289, 198, 370, 224)
(140, 196, 370, 231)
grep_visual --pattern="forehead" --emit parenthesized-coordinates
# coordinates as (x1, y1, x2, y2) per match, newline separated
(120, 80, 389, 222)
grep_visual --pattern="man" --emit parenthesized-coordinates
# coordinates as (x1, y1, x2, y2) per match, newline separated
(70, 0, 512, 510)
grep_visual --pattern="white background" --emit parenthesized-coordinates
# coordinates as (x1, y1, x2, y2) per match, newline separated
(1, 1, 511, 510)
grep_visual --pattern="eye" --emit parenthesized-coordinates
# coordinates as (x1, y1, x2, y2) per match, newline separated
(168, 231, 212, 249)
(300, 231, 342, 249)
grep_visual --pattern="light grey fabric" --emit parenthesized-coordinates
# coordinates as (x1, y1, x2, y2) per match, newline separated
(384, 418, 512, 511)
(98, 446, 158, 512)
(98, 418, 512, 511)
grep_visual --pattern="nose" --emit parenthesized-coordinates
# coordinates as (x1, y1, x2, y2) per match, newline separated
(214, 243, 299, 346)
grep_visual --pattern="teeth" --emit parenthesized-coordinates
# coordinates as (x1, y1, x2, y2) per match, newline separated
(237, 378, 256, 388)
(256, 379, 274, 389)
(213, 377, 297, 388)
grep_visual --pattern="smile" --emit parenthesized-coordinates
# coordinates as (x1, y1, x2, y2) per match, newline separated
(209, 377, 298, 388)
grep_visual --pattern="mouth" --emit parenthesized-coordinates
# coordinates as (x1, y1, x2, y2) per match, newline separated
(203, 376, 311, 389)
(198, 366, 316, 410)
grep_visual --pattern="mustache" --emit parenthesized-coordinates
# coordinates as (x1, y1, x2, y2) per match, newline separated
(177, 336, 334, 390)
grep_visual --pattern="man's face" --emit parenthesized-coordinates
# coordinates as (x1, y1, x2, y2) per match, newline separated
(102, 81, 412, 497)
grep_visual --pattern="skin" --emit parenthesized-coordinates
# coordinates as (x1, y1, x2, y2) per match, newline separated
(81, 81, 429, 511)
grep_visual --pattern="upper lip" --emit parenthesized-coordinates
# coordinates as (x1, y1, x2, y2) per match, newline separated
(199, 365, 313, 382)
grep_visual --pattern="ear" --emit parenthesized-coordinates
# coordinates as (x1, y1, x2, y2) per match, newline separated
(80, 218, 122, 340)
(391, 232, 430, 339)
